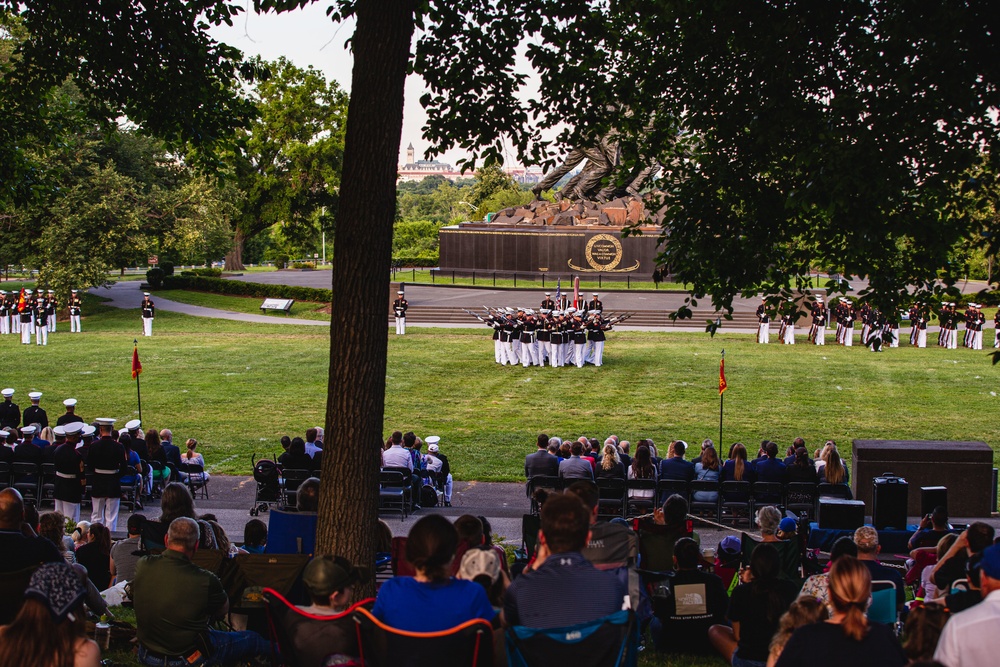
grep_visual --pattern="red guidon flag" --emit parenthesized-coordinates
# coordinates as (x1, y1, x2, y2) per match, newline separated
(17, 288, 26, 313)
(132, 343, 143, 379)
(719, 354, 728, 395)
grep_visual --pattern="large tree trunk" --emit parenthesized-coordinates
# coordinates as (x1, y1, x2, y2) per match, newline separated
(224, 228, 245, 271)
(316, 0, 415, 599)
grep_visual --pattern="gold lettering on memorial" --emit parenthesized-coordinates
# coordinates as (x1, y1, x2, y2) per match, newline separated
(568, 233, 640, 273)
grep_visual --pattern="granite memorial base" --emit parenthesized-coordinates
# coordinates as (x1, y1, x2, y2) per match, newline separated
(852, 439, 995, 517)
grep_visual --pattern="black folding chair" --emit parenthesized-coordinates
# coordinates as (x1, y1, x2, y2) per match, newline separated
(624, 478, 657, 517)
(751, 481, 784, 513)
(526, 475, 562, 515)
(12, 462, 40, 503)
(39, 463, 57, 508)
(178, 461, 209, 499)
(688, 480, 721, 521)
(785, 482, 818, 519)
(378, 470, 410, 520)
(596, 478, 627, 520)
(720, 481, 752, 527)
(282, 469, 312, 508)
(655, 479, 689, 506)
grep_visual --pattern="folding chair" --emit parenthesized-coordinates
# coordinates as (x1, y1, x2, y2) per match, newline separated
(751, 481, 784, 513)
(178, 461, 209, 499)
(11, 462, 40, 503)
(868, 580, 899, 630)
(282, 469, 312, 508)
(223, 553, 312, 633)
(688, 480, 721, 521)
(785, 482, 818, 519)
(39, 463, 57, 508)
(506, 609, 639, 667)
(0, 461, 9, 489)
(817, 483, 852, 500)
(596, 478, 627, 520)
(624, 479, 657, 517)
(655, 479, 689, 506)
(265, 509, 318, 556)
(352, 606, 494, 667)
(378, 470, 410, 521)
(264, 587, 374, 667)
(527, 475, 562, 514)
(720, 481, 752, 526)
(635, 521, 692, 575)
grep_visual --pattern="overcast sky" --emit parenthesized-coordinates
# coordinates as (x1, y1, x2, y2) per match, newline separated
(208, 5, 478, 169)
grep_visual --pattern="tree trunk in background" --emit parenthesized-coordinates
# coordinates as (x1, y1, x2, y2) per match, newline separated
(316, 0, 415, 600)
(224, 228, 245, 270)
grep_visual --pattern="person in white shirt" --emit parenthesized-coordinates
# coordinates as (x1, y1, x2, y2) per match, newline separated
(934, 543, 1000, 667)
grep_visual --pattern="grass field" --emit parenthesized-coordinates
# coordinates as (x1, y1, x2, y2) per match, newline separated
(1, 296, 999, 479)
(155, 289, 332, 321)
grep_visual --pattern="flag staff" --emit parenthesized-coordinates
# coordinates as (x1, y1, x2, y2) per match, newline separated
(132, 339, 143, 425)
(719, 349, 727, 444)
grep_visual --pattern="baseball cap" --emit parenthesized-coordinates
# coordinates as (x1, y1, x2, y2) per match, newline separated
(979, 544, 1000, 580)
(458, 547, 501, 584)
(302, 555, 371, 597)
(778, 517, 797, 534)
(719, 535, 741, 555)
(854, 525, 879, 551)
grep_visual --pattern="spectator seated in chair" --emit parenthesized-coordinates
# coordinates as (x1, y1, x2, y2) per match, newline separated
(908, 506, 952, 551)
(709, 543, 800, 667)
(649, 537, 729, 655)
(774, 556, 906, 667)
(372, 514, 495, 632)
(635, 493, 699, 573)
(658, 440, 695, 482)
(750, 507, 801, 583)
(799, 536, 858, 614)
(297, 555, 371, 616)
(565, 480, 637, 570)
(853, 526, 906, 613)
(766, 595, 829, 667)
(929, 522, 995, 595)
(933, 543, 1000, 667)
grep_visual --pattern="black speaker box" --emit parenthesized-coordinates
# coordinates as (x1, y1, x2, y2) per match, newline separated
(920, 486, 948, 517)
(872, 472, 908, 530)
(818, 498, 866, 529)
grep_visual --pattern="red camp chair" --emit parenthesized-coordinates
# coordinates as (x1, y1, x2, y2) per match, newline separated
(352, 606, 494, 667)
(264, 587, 374, 666)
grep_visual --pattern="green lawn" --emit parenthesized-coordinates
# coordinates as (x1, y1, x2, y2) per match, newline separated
(155, 289, 331, 321)
(1, 304, 999, 479)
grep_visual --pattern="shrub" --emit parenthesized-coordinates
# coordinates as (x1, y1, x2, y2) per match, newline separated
(160, 261, 174, 276)
(160, 275, 332, 303)
(392, 256, 438, 268)
(146, 267, 165, 289)
(275, 254, 289, 269)
(290, 261, 316, 270)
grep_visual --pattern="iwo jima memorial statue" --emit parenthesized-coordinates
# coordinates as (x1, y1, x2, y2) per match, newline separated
(437, 132, 666, 279)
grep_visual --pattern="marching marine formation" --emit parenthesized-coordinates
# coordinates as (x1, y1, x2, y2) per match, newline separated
(1, 287, 82, 343)
(465, 295, 631, 368)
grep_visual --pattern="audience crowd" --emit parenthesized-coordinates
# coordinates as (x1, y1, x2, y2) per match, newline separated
(2, 425, 1000, 667)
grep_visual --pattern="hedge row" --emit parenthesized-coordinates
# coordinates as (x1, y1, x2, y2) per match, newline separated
(392, 256, 438, 267)
(160, 275, 332, 303)
(179, 268, 223, 278)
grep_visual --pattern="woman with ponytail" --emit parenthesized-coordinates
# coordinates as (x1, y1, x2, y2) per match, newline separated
(774, 556, 905, 666)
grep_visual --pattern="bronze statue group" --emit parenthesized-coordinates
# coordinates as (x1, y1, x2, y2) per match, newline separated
(0, 288, 84, 346)
(466, 293, 632, 368)
(756, 296, 997, 352)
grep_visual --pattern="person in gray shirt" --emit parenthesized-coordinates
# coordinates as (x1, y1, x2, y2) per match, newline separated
(558, 441, 594, 480)
(110, 514, 146, 584)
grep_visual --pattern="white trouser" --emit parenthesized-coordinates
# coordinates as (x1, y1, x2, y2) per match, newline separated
(995, 329, 999, 348)
(54, 500, 81, 523)
(503, 341, 517, 365)
(48, 314, 56, 332)
(815, 326, 825, 345)
(861, 324, 870, 343)
(550, 343, 562, 367)
(844, 328, 853, 346)
(783, 325, 794, 344)
(91, 497, 120, 531)
(948, 330, 957, 349)
(35, 325, 47, 345)
(591, 340, 605, 366)
(758, 324, 769, 344)
(142, 316, 153, 336)
(575, 343, 586, 368)
(442, 473, 453, 503)
(0, 315, 8, 334)
(21, 324, 31, 344)
(71, 315, 81, 332)
(917, 330, 926, 348)
(395, 316, 405, 334)
(494, 339, 502, 363)
(539, 340, 550, 363)
(521, 340, 537, 367)
(973, 330, 982, 350)
(890, 328, 899, 348)
(10, 316, 17, 333)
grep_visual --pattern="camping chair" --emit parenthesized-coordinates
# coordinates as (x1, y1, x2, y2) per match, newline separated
(635, 519, 692, 575)
(265, 509, 318, 556)
(740, 533, 802, 582)
(352, 606, 494, 667)
(222, 553, 311, 633)
(868, 580, 900, 631)
(178, 461, 209, 499)
(506, 609, 639, 667)
(264, 588, 374, 667)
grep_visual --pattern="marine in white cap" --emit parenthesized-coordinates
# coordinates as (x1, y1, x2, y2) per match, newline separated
(56, 398, 84, 427)
(22, 391, 48, 430)
(33, 293, 48, 346)
(69, 289, 83, 333)
(422, 436, 452, 506)
(540, 292, 555, 312)
(0, 290, 10, 335)
(89, 417, 124, 530)
(0, 388, 19, 430)
(141, 292, 155, 336)
(12, 424, 44, 465)
(19, 290, 34, 344)
(45, 289, 58, 333)
(392, 290, 408, 335)
(53, 422, 85, 522)
(586, 292, 603, 314)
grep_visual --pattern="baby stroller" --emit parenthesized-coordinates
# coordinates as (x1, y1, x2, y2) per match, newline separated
(250, 454, 282, 516)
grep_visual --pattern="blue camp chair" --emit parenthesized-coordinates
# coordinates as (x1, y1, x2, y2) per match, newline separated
(506, 609, 639, 667)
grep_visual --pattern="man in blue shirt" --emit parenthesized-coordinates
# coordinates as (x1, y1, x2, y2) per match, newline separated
(658, 440, 695, 482)
(505, 493, 626, 628)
